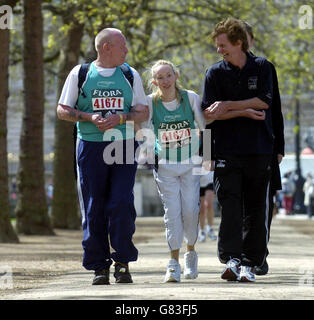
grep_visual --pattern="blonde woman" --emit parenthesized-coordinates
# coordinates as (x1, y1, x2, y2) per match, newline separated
(144, 60, 205, 283)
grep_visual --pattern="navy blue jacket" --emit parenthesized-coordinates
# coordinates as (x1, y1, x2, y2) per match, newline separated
(202, 52, 274, 156)
(268, 60, 284, 191)
(249, 52, 285, 191)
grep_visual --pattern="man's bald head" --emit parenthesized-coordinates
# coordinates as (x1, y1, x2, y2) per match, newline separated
(94, 28, 123, 52)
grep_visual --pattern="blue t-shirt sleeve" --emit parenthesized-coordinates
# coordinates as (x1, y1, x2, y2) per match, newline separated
(201, 68, 220, 111)
(201, 68, 219, 129)
(257, 59, 273, 107)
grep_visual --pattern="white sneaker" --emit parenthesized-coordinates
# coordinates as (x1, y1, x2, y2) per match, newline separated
(183, 251, 198, 279)
(221, 258, 241, 281)
(206, 226, 217, 240)
(198, 230, 206, 242)
(163, 259, 181, 283)
(239, 266, 256, 282)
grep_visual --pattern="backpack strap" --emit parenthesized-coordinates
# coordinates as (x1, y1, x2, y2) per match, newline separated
(78, 62, 133, 97)
(120, 62, 134, 88)
(77, 62, 91, 100)
(73, 62, 90, 180)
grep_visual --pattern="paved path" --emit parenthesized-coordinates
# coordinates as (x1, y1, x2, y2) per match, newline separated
(2, 216, 314, 300)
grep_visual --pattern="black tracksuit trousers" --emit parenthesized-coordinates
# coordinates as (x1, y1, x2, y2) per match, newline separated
(214, 154, 272, 267)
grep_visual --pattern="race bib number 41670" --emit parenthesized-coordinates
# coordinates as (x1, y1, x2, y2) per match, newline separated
(158, 120, 192, 149)
(92, 89, 124, 111)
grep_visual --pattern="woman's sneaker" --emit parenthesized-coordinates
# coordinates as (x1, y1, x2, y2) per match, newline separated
(206, 225, 217, 240)
(221, 258, 241, 281)
(208, 228, 217, 241)
(183, 251, 198, 279)
(163, 259, 181, 283)
(239, 266, 256, 282)
(198, 230, 206, 242)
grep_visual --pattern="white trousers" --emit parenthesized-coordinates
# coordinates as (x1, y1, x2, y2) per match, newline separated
(154, 163, 200, 251)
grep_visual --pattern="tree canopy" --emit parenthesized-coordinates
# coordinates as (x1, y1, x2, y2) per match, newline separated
(6, 0, 312, 97)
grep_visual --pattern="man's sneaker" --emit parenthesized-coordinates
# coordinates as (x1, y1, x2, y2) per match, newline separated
(92, 269, 110, 285)
(221, 258, 241, 281)
(254, 260, 269, 276)
(198, 230, 206, 242)
(239, 266, 256, 282)
(163, 259, 181, 283)
(183, 251, 198, 279)
(114, 262, 133, 283)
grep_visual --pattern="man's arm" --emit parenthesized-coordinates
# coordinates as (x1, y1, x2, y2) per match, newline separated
(205, 106, 266, 121)
(204, 98, 269, 119)
(57, 104, 103, 124)
(96, 104, 149, 132)
(227, 97, 269, 110)
(126, 104, 149, 122)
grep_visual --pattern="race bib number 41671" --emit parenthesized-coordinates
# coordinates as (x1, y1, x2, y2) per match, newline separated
(92, 89, 124, 111)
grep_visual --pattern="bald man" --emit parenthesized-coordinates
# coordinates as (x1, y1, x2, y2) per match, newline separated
(57, 28, 148, 285)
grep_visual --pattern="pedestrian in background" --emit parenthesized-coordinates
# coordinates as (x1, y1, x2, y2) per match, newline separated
(303, 173, 314, 219)
(198, 170, 217, 242)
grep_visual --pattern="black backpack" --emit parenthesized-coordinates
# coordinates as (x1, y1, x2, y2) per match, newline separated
(73, 62, 134, 180)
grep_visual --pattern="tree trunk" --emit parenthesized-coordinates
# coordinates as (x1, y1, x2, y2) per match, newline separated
(15, 0, 54, 235)
(51, 20, 84, 229)
(0, 9, 19, 243)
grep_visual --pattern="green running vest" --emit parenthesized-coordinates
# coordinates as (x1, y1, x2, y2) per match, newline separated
(152, 90, 200, 162)
(76, 62, 133, 141)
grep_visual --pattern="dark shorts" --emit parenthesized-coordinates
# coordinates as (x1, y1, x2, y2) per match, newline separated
(200, 183, 214, 197)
